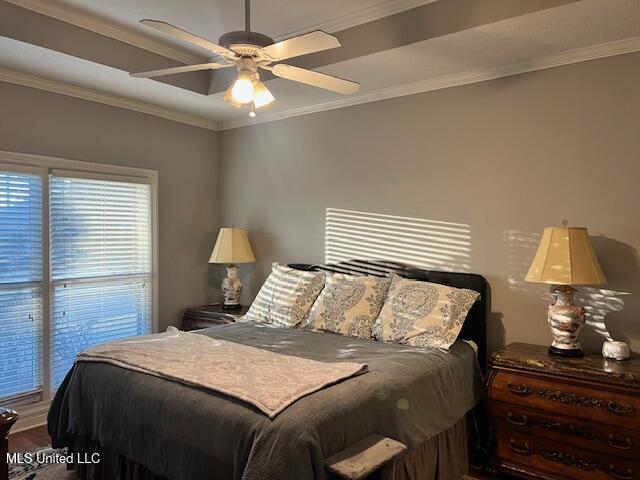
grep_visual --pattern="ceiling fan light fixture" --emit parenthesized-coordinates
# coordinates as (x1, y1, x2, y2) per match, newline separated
(229, 71, 255, 104)
(252, 80, 274, 108)
(223, 85, 243, 108)
(135, 1, 359, 117)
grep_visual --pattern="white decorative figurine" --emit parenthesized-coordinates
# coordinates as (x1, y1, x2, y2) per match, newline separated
(602, 340, 630, 361)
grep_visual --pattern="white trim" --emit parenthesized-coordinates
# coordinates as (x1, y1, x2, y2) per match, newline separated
(0, 67, 219, 131)
(219, 36, 640, 130)
(151, 175, 159, 335)
(0, 162, 43, 176)
(275, 0, 438, 39)
(9, 400, 50, 434)
(0, 150, 158, 178)
(51, 168, 153, 184)
(41, 167, 51, 403)
(4, 0, 204, 65)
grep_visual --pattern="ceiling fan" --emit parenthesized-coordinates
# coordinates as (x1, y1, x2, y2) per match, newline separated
(130, 0, 360, 117)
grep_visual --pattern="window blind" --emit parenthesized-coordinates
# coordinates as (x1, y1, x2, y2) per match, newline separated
(0, 171, 43, 401)
(49, 175, 151, 389)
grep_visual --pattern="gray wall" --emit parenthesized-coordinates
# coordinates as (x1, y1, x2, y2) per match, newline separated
(0, 82, 219, 330)
(219, 52, 640, 355)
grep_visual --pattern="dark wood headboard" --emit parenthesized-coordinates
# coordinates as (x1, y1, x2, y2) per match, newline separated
(289, 259, 489, 372)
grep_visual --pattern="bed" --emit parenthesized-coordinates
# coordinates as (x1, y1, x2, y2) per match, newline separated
(48, 260, 489, 480)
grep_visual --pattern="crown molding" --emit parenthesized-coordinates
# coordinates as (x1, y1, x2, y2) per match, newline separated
(0, 67, 220, 131)
(219, 36, 640, 130)
(2, 37, 638, 134)
(276, 0, 438, 40)
(4, 0, 205, 65)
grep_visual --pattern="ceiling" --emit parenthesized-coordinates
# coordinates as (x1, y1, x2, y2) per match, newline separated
(1, 0, 639, 130)
(58, 0, 433, 47)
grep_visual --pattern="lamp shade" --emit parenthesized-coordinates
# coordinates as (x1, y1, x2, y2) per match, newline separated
(209, 228, 256, 264)
(525, 227, 606, 285)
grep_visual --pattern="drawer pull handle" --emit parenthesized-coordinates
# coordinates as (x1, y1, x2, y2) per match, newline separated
(608, 435, 633, 450)
(507, 382, 529, 396)
(506, 412, 528, 426)
(607, 401, 635, 417)
(508, 438, 531, 456)
(609, 465, 633, 480)
(503, 383, 636, 417)
(541, 419, 561, 430)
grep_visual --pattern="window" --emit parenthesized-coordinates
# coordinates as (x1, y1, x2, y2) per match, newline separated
(0, 155, 156, 406)
(0, 170, 43, 402)
(49, 174, 152, 389)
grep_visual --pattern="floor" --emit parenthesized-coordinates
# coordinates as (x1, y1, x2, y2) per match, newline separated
(8, 426, 77, 479)
(8, 425, 50, 453)
(9, 426, 502, 479)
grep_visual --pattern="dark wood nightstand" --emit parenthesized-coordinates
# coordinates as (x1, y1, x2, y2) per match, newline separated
(1, 407, 18, 480)
(182, 304, 249, 331)
(486, 342, 640, 480)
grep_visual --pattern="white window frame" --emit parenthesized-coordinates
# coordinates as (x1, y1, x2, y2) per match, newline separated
(0, 150, 159, 432)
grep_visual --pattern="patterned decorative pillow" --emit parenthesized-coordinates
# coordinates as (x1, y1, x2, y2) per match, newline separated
(302, 273, 391, 339)
(244, 263, 326, 328)
(373, 274, 480, 349)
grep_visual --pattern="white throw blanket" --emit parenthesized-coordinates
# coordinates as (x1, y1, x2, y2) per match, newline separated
(76, 327, 368, 418)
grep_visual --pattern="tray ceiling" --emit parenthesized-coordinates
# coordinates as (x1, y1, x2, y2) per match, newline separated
(0, 0, 639, 130)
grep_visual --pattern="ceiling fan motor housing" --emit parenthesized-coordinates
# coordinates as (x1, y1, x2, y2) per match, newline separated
(219, 31, 274, 56)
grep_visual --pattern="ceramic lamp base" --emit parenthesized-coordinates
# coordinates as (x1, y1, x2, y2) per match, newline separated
(222, 264, 243, 309)
(547, 285, 586, 357)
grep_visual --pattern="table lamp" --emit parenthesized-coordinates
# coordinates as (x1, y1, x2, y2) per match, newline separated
(209, 228, 256, 310)
(525, 222, 606, 357)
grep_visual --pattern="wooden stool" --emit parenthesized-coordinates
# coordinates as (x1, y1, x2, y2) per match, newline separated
(325, 434, 407, 480)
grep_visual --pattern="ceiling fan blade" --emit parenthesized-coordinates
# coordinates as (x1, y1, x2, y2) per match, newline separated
(270, 64, 359, 95)
(130, 62, 231, 78)
(140, 19, 237, 59)
(258, 31, 340, 61)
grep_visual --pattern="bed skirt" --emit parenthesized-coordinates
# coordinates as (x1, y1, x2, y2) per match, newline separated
(67, 414, 472, 480)
(382, 415, 469, 480)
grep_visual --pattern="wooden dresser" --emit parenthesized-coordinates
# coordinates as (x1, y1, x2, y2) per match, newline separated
(487, 342, 640, 480)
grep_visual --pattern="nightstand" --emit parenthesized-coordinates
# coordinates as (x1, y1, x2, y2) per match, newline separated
(1, 407, 18, 480)
(182, 304, 249, 331)
(486, 342, 640, 480)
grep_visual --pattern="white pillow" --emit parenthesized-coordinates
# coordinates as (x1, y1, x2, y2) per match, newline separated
(244, 263, 326, 328)
(302, 273, 391, 339)
(373, 274, 479, 349)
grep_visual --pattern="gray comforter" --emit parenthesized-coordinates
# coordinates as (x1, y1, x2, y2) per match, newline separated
(49, 322, 481, 480)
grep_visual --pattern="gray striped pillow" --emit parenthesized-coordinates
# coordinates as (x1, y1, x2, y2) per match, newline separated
(244, 263, 326, 328)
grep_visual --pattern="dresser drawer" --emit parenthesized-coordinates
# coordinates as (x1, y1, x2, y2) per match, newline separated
(490, 371, 640, 430)
(493, 401, 639, 460)
(496, 428, 640, 480)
